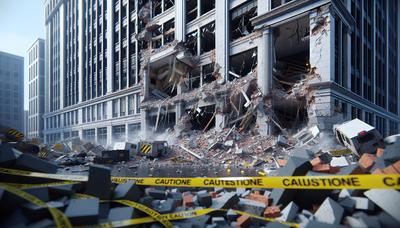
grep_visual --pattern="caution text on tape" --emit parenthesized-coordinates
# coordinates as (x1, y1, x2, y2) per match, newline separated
(1, 167, 399, 189)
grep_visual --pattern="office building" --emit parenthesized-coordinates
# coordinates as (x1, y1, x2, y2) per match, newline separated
(0, 51, 24, 132)
(44, 0, 141, 145)
(44, 0, 399, 145)
(27, 38, 46, 140)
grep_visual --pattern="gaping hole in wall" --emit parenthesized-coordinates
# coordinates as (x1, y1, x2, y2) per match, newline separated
(164, 0, 175, 10)
(202, 63, 216, 84)
(229, 48, 257, 81)
(152, 0, 162, 17)
(149, 58, 190, 98)
(272, 16, 310, 130)
(187, 105, 215, 131)
(149, 111, 176, 133)
(201, 0, 215, 15)
(230, 0, 257, 41)
(163, 19, 175, 44)
(186, 0, 197, 23)
(185, 30, 198, 56)
(200, 22, 215, 54)
(273, 17, 310, 90)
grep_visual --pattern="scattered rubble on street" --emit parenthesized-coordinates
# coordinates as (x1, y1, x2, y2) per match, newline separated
(1, 118, 400, 227)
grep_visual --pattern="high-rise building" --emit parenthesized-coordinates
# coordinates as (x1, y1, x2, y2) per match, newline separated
(24, 110, 29, 137)
(27, 38, 46, 140)
(44, 0, 141, 145)
(0, 51, 24, 132)
(44, 0, 399, 145)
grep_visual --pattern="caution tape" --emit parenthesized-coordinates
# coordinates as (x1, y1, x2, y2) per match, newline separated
(73, 193, 173, 227)
(73, 193, 298, 228)
(1, 167, 399, 189)
(98, 206, 298, 227)
(0, 183, 72, 228)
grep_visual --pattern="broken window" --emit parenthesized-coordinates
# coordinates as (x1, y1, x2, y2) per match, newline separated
(163, 19, 175, 44)
(229, 48, 257, 81)
(185, 30, 198, 55)
(188, 67, 200, 89)
(186, 0, 197, 23)
(202, 63, 215, 84)
(164, 0, 175, 10)
(201, 0, 215, 15)
(152, 0, 162, 17)
(149, 111, 176, 133)
(230, 0, 257, 41)
(152, 25, 162, 49)
(200, 22, 215, 54)
(187, 105, 215, 131)
(271, 0, 293, 9)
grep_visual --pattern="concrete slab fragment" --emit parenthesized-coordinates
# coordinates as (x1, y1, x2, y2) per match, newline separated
(314, 197, 344, 224)
(364, 189, 400, 223)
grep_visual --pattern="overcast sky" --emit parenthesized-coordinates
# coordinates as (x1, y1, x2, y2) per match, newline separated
(0, 0, 45, 110)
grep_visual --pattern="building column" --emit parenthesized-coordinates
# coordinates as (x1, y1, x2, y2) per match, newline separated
(125, 123, 129, 142)
(215, 0, 229, 83)
(309, 5, 334, 83)
(106, 0, 114, 94)
(106, 125, 112, 146)
(257, 28, 273, 96)
(143, 68, 150, 99)
(78, 0, 84, 102)
(140, 108, 148, 138)
(59, 4, 65, 109)
(175, 0, 186, 41)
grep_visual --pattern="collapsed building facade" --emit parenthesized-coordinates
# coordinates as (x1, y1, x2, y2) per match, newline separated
(43, 0, 400, 146)
(138, 0, 400, 139)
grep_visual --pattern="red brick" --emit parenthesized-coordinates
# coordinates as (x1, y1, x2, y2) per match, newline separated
(359, 153, 377, 169)
(392, 161, 400, 173)
(312, 164, 331, 173)
(383, 165, 399, 174)
(310, 157, 322, 166)
(183, 195, 194, 207)
(372, 168, 385, 174)
(248, 193, 269, 206)
(263, 206, 281, 218)
(376, 148, 384, 157)
(329, 166, 341, 174)
(277, 159, 287, 167)
(236, 215, 251, 228)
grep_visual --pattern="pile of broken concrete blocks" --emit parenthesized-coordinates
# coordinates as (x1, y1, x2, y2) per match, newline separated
(1, 139, 400, 227)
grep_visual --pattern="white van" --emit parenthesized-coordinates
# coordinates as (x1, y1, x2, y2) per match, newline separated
(333, 118, 383, 156)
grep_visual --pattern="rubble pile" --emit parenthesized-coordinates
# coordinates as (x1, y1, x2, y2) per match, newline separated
(0, 135, 400, 227)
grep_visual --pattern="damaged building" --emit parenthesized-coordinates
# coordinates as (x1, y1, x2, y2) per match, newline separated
(138, 0, 400, 139)
(43, 0, 400, 147)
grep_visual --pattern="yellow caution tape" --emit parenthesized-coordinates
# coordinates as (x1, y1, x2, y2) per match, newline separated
(1, 181, 79, 189)
(0, 183, 72, 228)
(1, 167, 399, 189)
(73, 193, 173, 227)
(98, 207, 298, 227)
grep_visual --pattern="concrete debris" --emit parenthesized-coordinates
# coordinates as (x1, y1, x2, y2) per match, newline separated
(0, 114, 399, 227)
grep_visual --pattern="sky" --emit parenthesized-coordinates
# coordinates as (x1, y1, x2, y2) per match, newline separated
(0, 0, 45, 110)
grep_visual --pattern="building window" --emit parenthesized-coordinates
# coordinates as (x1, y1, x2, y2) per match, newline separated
(136, 94, 140, 114)
(112, 99, 119, 117)
(83, 129, 96, 142)
(120, 97, 126, 116)
(103, 102, 108, 119)
(97, 127, 107, 146)
(97, 103, 102, 120)
(200, 22, 215, 54)
(230, 0, 257, 41)
(128, 123, 140, 138)
(128, 95, 134, 115)
(112, 125, 126, 142)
